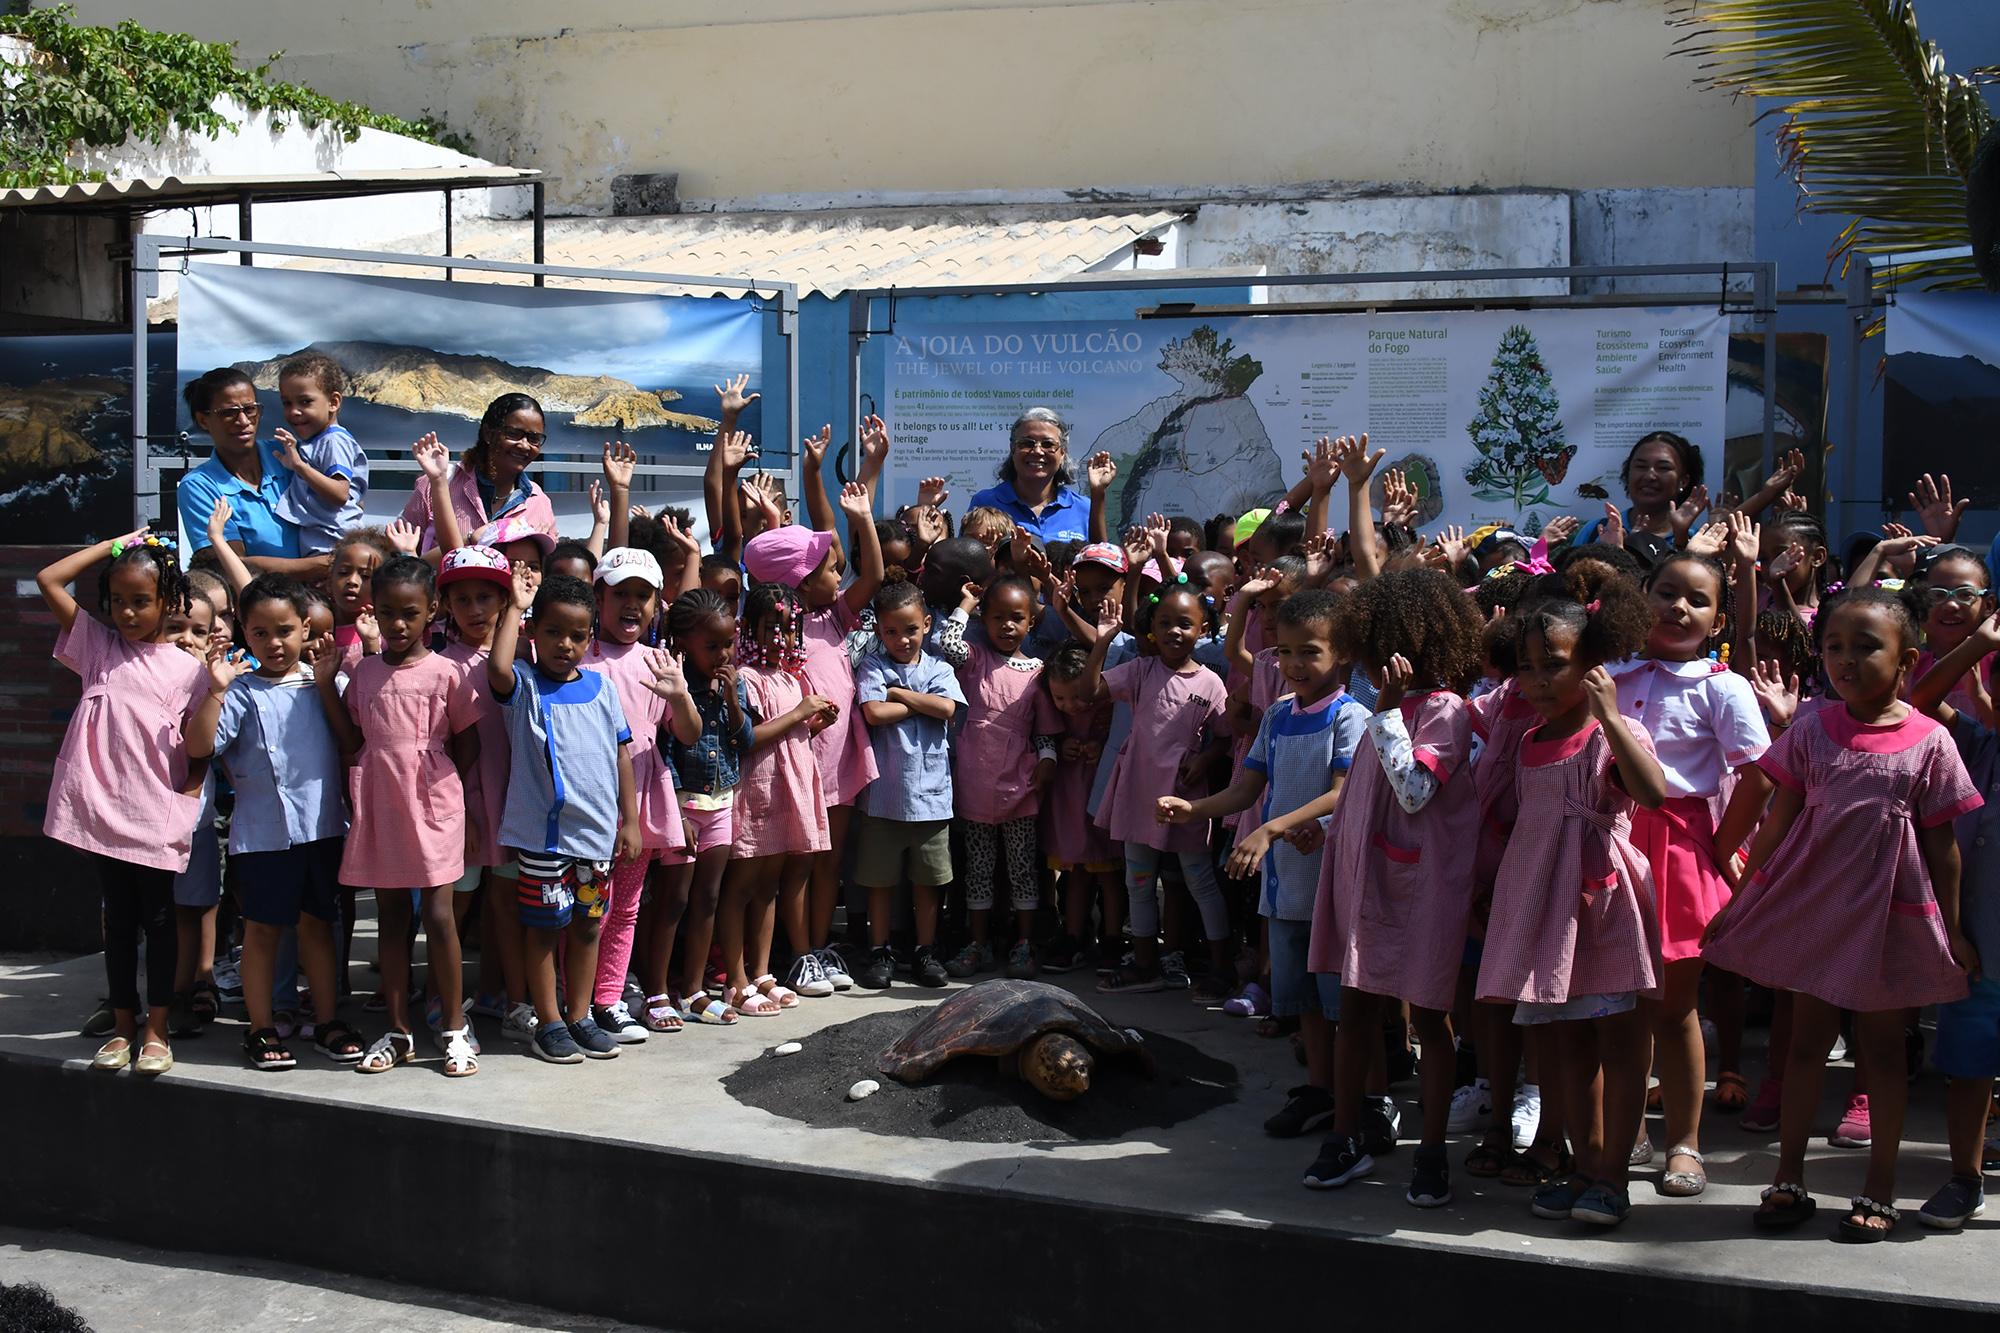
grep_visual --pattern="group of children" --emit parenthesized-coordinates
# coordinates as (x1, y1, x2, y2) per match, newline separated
(40, 372, 2000, 1241)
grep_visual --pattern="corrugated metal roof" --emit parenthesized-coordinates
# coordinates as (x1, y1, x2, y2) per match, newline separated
(273, 208, 1184, 298)
(0, 167, 540, 211)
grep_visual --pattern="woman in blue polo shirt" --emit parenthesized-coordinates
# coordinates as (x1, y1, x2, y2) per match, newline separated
(967, 407, 1092, 545)
(176, 368, 325, 578)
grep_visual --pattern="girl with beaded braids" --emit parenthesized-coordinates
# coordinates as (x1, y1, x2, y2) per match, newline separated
(717, 581, 834, 1016)
(1302, 569, 1482, 1205)
(39, 528, 210, 1075)
(1606, 549, 1773, 1197)
(1476, 565, 1666, 1228)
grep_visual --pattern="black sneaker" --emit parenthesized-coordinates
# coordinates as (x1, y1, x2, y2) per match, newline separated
(1918, 1173, 1987, 1229)
(1362, 1097, 1401, 1156)
(1407, 1145, 1451, 1208)
(857, 945, 895, 990)
(567, 1016, 621, 1059)
(1264, 1084, 1336, 1138)
(1040, 934, 1084, 973)
(1302, 1133, 1373, 1189)
(913, 945, 949, 989)
(891, 944, 914, 975)
(80, 997, 116, 1040)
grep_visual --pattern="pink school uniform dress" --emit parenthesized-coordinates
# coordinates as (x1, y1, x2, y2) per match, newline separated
(1476, 719, 1661, 1007)
(1223, 647, 1284, 837)
(1041, 703, 1115, 868)
(800, 601, 878, 809)
(1911, 648, 1993, 726)
(439, 642, 511, 870)
(339, 653, 482, 888)
(1308, 690, 1478, 1012)
(955, 642, 1060, 827)
(1468, 680, 1540, 935)
(1703, 705, 1981, 1011)
(44, 614, 208, 872)
(1094, 658, 1227, 856)
(733, 663, 830, 858)
(1610, 657, 1770, 962)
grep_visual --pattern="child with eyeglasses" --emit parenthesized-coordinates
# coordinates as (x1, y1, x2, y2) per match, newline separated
(1910, 546, 1998, 731)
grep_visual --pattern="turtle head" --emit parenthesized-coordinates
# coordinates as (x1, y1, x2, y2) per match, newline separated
(1022, 1032, 1093, 1101)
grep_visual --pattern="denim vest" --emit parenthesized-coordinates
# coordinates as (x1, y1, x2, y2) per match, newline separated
(665, 677, 757, 796)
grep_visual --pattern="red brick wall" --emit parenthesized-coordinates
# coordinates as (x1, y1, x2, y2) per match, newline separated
(0, 545, 88, 838)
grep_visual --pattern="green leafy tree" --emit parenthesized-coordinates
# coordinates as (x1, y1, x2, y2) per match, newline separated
(1462, 324, 1574, 513)
(0, 5, 471, 188)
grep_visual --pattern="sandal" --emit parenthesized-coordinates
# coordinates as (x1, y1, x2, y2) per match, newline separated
(356, 1030, 415, 1074)
(189, 981, 220, 1024)
(1753, 1181, 1816, 1231)
(244, 1027, 296, 1071)
(440, 1026, 479, 1077)
(313, 1019, 365, 1063)
(1658, 1144, 1707, 1197)
(683, 993, 737, 1026)
(753, 974, 800, 1009)
(1839, 1194, 1899, 1243)
(641, 994, 686, 1033)
(1714, 1071, 1749, 1112)
(1501, 1144, 1573, 1188)
(1465, 1137, 1516, 1179)
(1255, 1013, 1299, 1039)
(728, 985, 780, 1017)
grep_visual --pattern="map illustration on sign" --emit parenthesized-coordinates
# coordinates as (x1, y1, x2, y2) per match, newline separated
(1095, 327, 1287, 532)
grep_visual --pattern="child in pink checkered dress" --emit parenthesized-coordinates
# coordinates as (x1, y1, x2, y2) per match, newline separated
(1705, 586, 1981, 1240)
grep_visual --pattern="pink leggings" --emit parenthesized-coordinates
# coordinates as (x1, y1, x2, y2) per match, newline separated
(593, 852, 656, 1007)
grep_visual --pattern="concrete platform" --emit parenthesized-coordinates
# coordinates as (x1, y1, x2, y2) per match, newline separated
(1, 942, 1995, 1331)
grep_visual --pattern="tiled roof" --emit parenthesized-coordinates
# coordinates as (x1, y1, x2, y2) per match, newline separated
(276, 208, 1184, 298)
(0, 167, 540, 210)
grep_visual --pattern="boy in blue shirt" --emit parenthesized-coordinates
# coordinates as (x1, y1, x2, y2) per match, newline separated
(272, 352, 368, 554)
(488, 574, 641, 1065)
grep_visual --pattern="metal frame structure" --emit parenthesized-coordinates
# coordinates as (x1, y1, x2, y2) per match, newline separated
(846, 261, 1780, 490)
(128, 232, 800, 530)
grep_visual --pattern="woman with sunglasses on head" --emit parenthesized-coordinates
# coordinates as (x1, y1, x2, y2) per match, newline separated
(967, 407, 1095, 546)
(177, 368, 328, 580)
(398, 393, 560, 560)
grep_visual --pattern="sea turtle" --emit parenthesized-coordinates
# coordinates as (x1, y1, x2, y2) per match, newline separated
(876, 979, 1154, 1101)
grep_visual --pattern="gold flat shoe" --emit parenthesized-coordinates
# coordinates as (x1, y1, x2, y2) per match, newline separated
(133, 1041, 173, 1074)
(92, 1038, 131, 1071)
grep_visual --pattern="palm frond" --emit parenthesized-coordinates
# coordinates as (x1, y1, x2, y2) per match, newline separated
(1672, 1, 1993, 291)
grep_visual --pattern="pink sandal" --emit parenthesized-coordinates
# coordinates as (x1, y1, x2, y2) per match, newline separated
(727, 984, 781, 1017)
(753, 974, 800, 1009)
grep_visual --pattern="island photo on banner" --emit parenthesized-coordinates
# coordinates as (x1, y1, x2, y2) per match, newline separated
(882, 308, 1730, 540)
(176, 264, 765, 525)
(1886, 291, 2000, 511)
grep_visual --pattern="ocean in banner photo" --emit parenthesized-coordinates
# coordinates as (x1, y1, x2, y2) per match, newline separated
(882, 309, 1729, 539)
(176, 264, 765, 492)
(0, 333, 177, 544)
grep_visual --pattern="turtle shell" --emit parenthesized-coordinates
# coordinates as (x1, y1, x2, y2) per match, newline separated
(877, 979, 1155, 1082)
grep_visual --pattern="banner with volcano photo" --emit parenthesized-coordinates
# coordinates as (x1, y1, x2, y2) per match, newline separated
(1886, 292, 2000, 510)
(177, 264, 765, 509)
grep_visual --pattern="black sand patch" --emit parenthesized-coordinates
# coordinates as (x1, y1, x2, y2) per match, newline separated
(722, 1008, 1238, 1143)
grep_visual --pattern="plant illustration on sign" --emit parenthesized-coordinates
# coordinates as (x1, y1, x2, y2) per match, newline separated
(1462, 323, 1573, 512)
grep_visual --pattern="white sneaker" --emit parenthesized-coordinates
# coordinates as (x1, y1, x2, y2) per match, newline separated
(501, 1001, 539, 1043)
(1446, 1078, 1492, 1133)
(785, 952, 835, 998)
(1511, 1083, 1542, 1149)
(1828, 1034, 1848, 1063)
(815, 947, 854, 991)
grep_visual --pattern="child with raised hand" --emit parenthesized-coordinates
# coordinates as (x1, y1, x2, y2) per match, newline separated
(486, 574, 642, 1063)
(1909, 545, 1998, 729)
(653, 589, 757, 1026)
(271, 352, 367, 556)
(1157, 589, 1370, 1143)
(316, 555, 484, 1075)
(1221, 557, 1308, 841)
(947, 574, 1061, 978)
(1706, 585, 1980, 1240)
(1758, 510, 1834, 626)
(39, 530, 210, 1075)
(721, 583, 834, 1015)
(853, 573, 966, 989)
(431, 544, 534, 1039)
(1041, 640, 1121, 972)
(186, 575, 363, 1070)
(1302, 568, 1484, 1206)
(582, 547, 695, 1041)
(1087, 583, 1230, 995)
(753, 446, 884, 996)
(1605, 549, 1773, 1197)
(1909, 608, 2000, 1228)
(1477, 569, 1667, 1228)
(323, 528, 393, 678)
